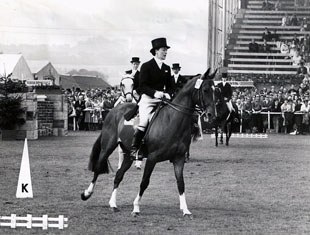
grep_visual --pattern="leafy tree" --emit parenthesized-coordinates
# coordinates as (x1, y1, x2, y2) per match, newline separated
(0, 74, 26, 130)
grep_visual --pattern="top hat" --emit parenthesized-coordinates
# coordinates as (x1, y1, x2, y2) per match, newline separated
(172, 63, 181, 70)
(130, 57, 140, 63)
(150, 37, 170, 55)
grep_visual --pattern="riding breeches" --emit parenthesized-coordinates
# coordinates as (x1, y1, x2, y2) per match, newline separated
(226, 100, 235, 113)
(137, 94, 161, 131)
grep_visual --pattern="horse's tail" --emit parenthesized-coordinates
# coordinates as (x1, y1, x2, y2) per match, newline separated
(88, 133, 112, 174)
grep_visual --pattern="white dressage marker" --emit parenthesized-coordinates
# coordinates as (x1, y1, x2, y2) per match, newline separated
(16, 138, 33, 198)
(211, 133, 268, 139)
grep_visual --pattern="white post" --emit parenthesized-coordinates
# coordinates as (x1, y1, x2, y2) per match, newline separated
(240, 110, 243, 133)
(58, 215, 64, 230)
(267, 111, 271, 132)
(42, 215, 48, 230)
(26, 214, 32, 229)
(11, 214, 16, 229)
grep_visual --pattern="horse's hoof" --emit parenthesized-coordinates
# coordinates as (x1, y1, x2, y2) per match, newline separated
(131, 212, 140, 217)
(110, 207, 120, 213)
(183, 214, 193, 220)
(81, 192, 91, 201)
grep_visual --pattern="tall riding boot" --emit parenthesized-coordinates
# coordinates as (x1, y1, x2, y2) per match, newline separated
(130, 129, 145, 161)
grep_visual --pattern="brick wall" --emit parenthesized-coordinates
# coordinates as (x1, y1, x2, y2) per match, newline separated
(37, 101, 54, 137)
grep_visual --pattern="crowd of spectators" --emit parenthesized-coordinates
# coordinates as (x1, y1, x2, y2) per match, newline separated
(64, 86, 121, 131)
(227, 74, 310, 134)
(248, 24, 310, 74)
(261, 0, 310, 11)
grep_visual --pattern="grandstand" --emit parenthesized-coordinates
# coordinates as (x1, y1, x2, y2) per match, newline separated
(225, 0, 310, 76)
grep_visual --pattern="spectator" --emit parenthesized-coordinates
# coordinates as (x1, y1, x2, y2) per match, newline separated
(74, 95, 86, 130)
(249, 38, 259, 52)
(274, 0, 282, 11)
(300, 97, 310, 133)
(281, 13, 290, 26)
(252, 95, 263, 132)
(297, 61, 309, 75)
(290, 13, 299, 26)
(280, 40, 290, 54)
(242, 97, 253, 133)
(294, 98, 303, 134)
(270, 98, 282, 133)
(262, 27, 272, 41)
(270, 29, 279, 42)
(292, 50, 303, 66)
(281, 98, 295, 133)
(260, 39, 271, 53)
(262, 0, 274, 10)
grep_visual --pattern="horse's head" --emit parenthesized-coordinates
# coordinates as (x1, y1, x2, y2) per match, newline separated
(193, 68, 217, 123)
(120, 75, 134, 102)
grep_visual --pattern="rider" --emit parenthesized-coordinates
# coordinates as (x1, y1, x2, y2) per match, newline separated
(125, 57, 141, 100)
(217, 72, 238, 121)
(171, 63, 187, 98)
(129, 37, 173, 161)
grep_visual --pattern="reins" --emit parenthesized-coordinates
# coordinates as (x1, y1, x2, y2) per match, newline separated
(162, 76, 214, 117)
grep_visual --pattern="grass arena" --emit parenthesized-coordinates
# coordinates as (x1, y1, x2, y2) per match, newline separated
(1, 131, 310, 234)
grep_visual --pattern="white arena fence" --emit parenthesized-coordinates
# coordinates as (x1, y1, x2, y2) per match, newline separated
(239, 111, 304, 133)
(0, 214, 68, 230)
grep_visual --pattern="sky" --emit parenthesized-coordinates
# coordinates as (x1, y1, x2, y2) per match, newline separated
(0, 0, 209, 85)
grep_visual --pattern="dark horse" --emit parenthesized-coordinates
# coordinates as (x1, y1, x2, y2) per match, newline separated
(213, 89, 239, 147)
(81, 69, 217, 217)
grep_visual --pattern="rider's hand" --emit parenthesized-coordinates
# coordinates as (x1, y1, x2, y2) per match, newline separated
(154, 91, 164, 99)
(163, 93, 171, 100)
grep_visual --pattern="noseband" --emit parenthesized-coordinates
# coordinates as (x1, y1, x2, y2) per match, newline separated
(164, 76, 215, 116)
(120, 76, 134, 98)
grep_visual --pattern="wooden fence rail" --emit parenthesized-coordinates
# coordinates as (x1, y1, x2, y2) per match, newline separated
(0, 214, 68, 230)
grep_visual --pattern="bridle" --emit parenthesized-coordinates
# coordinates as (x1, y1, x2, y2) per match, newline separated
(163, 76, 215, 116)
(120, 76, 134, 98)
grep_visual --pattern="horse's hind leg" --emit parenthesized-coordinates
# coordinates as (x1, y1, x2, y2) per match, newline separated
(226, 123, 232, 146)
(109, 154, 133, 211)
(117, 146, 124, 170)
(132, 159, 156, 216)
(81, 172, 99, 201)
(173, 157, 192, 217)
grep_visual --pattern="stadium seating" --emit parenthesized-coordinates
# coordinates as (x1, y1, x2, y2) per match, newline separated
(226, 0, 310, 76)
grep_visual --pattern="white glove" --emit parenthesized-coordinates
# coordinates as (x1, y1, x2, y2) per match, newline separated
(163, 93, 171, 100)
(154, 91, 164, 99)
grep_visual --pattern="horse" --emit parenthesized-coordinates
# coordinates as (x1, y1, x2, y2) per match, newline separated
(114, 74, 142, 169)
(213, 88, 240, 147)
(81, 68, 217, 217)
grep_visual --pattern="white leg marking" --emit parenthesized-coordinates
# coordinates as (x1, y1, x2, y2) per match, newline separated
(109, 189, 118, 208)
(179, 193, 192, 215)
(132, 193, 141, 213)
(117, 146, 124, 170)
(84, 182, 95, 197)
(135, 160, 142, 169)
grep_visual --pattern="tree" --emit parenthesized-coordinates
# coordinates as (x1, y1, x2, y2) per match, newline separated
(0, 74, 26, 130)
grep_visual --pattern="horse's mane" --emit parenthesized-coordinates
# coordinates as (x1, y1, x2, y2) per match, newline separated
(173, 74, 200, 101)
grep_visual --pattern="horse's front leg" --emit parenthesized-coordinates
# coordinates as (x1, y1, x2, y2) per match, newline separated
(109, 154, 133, 212)
(173, 157, 192, 217)
(226, 123, 232, 146)
(132, 159, 156, 216)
